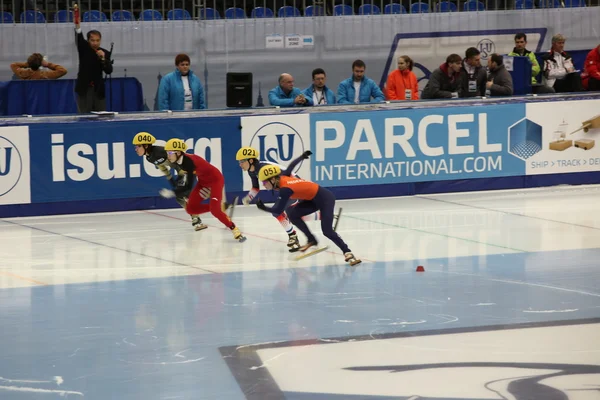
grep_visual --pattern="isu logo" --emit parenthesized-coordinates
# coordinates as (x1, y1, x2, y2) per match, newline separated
(0, 136, 23, 197)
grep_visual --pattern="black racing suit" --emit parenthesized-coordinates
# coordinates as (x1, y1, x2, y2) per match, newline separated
(170, 154, 197, 208)
(145, 145, 192, 208)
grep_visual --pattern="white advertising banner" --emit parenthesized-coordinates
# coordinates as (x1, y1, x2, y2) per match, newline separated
(240, 114, 311, 191)
(0, 126, 31, 206)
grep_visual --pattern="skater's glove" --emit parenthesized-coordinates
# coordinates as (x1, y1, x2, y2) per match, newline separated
(199, 187, 211, 199)
(301, 150, 313, 159)
(256, 199, 267, 211)
(159, 188, 175, 199)
(243, 188, 259, 206)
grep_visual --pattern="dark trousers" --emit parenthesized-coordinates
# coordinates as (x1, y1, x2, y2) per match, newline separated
(77, 87, 106, 113)
(553, 73, 584, 93)
(286, 187, 351, 254)
(588, 77, 600, 91)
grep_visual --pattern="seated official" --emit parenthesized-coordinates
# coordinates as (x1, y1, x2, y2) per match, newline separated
(337, 59, 385, 104)
(303, 68, 336, 106)
(385, 55, 419, 101)
(582, 44, 600, 91)
(542, 34, 584, 93)
(485, 54, 513, 96)
(421, 54, 462, 99)
(269, 73, 310, 107)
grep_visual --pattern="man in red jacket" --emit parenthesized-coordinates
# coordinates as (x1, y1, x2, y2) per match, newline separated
(582, 44, 600, 91)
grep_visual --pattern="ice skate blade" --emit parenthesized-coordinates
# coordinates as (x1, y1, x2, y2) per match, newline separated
(348, 258, 362, 267)
(288, 246, 300, 253)
(237, 235, 247, 243)
(227, 196, 239, 218)
(194, 224, 208, 231)
(295, 246, 329, 260)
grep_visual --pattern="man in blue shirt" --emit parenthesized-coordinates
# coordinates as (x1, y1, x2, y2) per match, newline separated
(303, 68, 336, 106)
(337, 60, 385, 104)
(268, 73, 311, 107)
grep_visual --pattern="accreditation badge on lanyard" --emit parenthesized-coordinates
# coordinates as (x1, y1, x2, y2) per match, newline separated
(405, 89, 412, 100)
(468, 79, 477, 93)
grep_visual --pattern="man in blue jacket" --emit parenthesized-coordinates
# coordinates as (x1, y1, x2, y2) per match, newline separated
(337, 60, 385, 104)
(158, 54, 206, 111)
(268, 73, 311, 107)
(303, 68, 336, 106)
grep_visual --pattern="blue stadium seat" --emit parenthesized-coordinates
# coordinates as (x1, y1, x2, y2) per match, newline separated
(278, 6, 301, 17)
(1, 11, 14, 23)
(410, 2, 429, 12)
(112, 10, 134, 21)
(463, 0, 486, 10)
(436, 1, 457, 12)
(83, 10, 108, 22)
(198, 8, 221, 19)
(384, 3, 407, 13)
(304, 5, 325, 15)
(515, 0, 535, 7)
(225, 7, 246, 19)
(564, 0, 585, 6)
(139, 9, 163, 20)
(358, 4, 381, 14)
(167, 9, 191, 20)
(21, 10, 46, 23)
(251, 7, 274, 17)
(333, 4, 354, 15)
(538, 0, 561, 7)
(54, 10, 73, 22)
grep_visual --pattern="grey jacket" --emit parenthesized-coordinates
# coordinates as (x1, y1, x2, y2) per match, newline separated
(421, 64, 462, 99)
(488, 64, 513, 96)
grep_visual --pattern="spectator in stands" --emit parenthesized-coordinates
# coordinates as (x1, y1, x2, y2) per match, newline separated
(385, 55, 419, 101)
(337, 60, 385, 104)
(268, 73, 309, 107)
(459, 47, 487, 98)
(485, 54, 513, 96)
(421, 54, 462, 99)
(581, 44, 600, 91)
(10, 53, 67, 80)
(74, 20, 113, 113)
(508, 33, 554, 93)
(303, 68, 336, 106)
(542, 34, 584, 93)
(158, 54, 206, 111)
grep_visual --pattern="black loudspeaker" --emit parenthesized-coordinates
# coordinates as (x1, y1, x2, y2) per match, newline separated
(226, 72, 253, 108)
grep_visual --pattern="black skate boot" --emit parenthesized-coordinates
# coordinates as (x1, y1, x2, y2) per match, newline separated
(344, 252, 362, 266)
(192, 216, 208, 231)
(287, 232, 300, 253)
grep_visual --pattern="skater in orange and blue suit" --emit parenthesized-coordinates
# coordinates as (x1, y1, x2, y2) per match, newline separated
(256, 152, 361, 266)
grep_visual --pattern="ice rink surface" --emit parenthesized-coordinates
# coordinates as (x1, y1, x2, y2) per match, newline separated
(1, 185, 600, 399)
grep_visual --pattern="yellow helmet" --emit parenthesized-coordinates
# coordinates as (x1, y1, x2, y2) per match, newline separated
(258, 164, 282, 181)
(164, 138, 187, 152)
(132, 132, 156, 145)
(236, 146, 259, 161)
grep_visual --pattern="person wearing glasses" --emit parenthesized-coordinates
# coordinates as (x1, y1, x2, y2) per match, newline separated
(303, 68, 336, 106)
